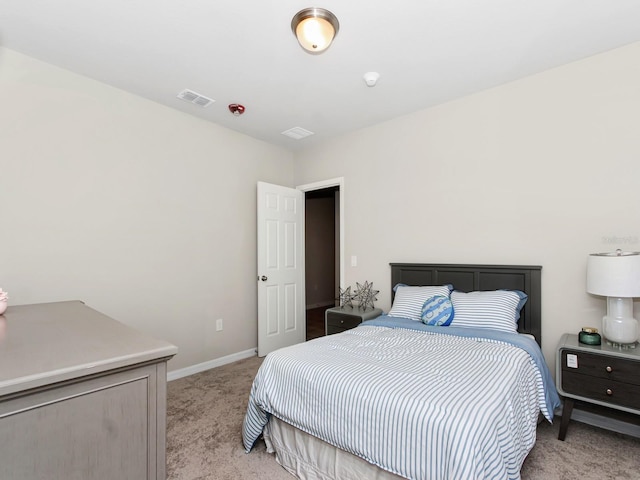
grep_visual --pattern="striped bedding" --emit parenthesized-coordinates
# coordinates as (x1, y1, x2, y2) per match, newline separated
(243, 317, 560, 480)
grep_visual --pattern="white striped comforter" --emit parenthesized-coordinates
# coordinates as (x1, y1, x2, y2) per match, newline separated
(243, 324, 554, 480)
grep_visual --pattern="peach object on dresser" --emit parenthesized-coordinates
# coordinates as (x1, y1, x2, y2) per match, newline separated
(0, 288, 8, 315)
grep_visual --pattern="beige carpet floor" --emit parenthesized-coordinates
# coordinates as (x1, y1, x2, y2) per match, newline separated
(167, 356, 640, 480)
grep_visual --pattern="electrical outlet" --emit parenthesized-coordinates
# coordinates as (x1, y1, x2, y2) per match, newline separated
(216, 318, 223, 331)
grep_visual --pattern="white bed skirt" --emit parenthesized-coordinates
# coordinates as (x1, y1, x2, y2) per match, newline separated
(264, 417, 405, 480)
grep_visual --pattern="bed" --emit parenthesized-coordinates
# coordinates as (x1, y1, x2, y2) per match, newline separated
(243, 263, 560, 480)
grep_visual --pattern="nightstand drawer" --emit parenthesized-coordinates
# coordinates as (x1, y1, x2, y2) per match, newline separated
(560, 350, 640, 385)
(562, 371, 640, 410)
(325, 306, 382, 336)
(327, 325, 352, 335)
(326, 314, 362, 330)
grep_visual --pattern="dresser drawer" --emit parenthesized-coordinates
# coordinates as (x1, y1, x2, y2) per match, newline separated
(562, 370, 640, 410)
(560, 350, 640, 385)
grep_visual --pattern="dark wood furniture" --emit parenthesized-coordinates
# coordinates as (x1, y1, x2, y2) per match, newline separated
(325, 306, 382, 335)
(556, 333, 640, 440)
(390, 263, 542, 345)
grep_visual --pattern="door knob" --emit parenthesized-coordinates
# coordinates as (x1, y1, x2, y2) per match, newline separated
(261, 276, 268, 281)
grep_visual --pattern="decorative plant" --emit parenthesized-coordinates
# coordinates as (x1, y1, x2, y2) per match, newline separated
(0, 289, 8, 302)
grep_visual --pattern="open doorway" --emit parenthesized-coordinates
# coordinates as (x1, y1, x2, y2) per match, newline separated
(304, 186, 341, 340)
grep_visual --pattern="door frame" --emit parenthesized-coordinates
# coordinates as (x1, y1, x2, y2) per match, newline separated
(296, 177, 345, 292)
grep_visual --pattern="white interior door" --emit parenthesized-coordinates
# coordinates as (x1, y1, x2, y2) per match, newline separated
(257, 181, 305, 357)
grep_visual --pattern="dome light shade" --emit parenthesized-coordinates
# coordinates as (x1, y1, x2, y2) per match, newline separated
(291, 8, 339, 54)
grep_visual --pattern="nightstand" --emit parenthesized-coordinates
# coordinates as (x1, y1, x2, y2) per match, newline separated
(325, 306, 382, 335)
(556, 333, 640, 440)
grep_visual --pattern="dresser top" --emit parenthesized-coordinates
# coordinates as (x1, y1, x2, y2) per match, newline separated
(0, 301, 177, 396)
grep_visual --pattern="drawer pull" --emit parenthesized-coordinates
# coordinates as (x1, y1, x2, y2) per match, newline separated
(606, 388, 613, 396)
(340, 320, 344, 324)
(606, 366, 613, 373)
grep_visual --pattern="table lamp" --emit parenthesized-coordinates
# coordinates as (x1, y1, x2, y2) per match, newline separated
(587, 250, 640, 347)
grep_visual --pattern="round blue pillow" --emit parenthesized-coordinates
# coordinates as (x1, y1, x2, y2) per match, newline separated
(421, 295, 454, 326)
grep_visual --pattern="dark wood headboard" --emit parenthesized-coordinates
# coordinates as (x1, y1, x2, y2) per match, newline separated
(390, 263, 542, 346)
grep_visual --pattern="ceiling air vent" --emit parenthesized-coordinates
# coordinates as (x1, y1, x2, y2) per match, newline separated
(177, 89, 215, 107)
(281, 127, 315, 140)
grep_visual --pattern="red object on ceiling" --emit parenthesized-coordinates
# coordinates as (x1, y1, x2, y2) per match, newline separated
(228, 104, 245, 115)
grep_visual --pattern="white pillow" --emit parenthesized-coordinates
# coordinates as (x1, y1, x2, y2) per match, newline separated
(388, 284, 453, 321)
(449, 290, 527, 333)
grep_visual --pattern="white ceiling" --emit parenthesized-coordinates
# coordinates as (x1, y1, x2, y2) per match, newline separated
(2, 1, 640, 151)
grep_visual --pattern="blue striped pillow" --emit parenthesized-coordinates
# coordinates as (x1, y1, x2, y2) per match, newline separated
(450, 290, 527, 333)
(388, 284, 453, 321)
(421, 295, 454, 326)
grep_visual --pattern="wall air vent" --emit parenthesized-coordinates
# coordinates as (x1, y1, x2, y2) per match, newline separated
(177, 89, 215, 107)
(281, 127, 315, 140)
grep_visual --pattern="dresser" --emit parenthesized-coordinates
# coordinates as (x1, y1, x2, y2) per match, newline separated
(556, 333, 640, 440)
(325, 306, 382, 335)
(0, 301, 178, 479)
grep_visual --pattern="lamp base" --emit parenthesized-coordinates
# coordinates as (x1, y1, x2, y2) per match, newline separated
(602, 304, 639, 347)
(604, 339, 637, 349)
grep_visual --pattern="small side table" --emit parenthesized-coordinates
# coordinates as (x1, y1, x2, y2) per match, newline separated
(556, 333, 640, 440)
(325, 306, 382, 335)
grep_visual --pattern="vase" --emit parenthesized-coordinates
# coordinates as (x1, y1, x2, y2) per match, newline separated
(0, 301, 7, 315)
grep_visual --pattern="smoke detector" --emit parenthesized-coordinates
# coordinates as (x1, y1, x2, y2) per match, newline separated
(228, 104, 246, 116)
(363, 72, 380, 87)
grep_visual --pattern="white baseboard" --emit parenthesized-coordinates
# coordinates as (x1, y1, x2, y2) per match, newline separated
(167, 348, 257, 382)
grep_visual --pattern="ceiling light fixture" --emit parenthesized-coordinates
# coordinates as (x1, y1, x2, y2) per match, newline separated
(291, 8, 339, 54)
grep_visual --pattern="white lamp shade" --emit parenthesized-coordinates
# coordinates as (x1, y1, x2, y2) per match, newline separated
(587, 251, 640, 298)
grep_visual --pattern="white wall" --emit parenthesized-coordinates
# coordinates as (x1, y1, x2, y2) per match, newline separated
(3, 41, 640, 377)
(293, 41, 640, 370)
(0, 47, 294, 371)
